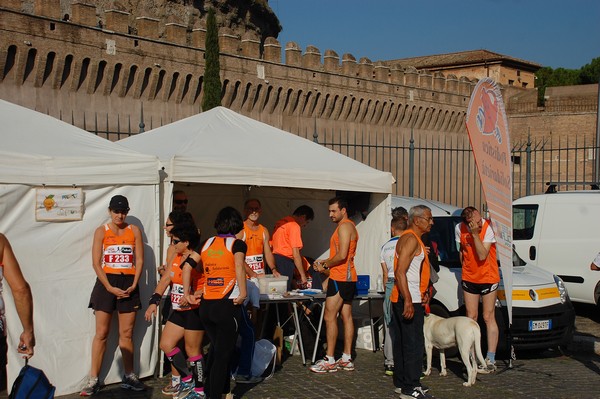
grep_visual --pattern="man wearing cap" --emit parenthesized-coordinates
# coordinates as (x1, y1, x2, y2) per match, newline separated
(81, 195, 146, 396)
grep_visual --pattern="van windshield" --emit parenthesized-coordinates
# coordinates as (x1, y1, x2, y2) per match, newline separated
(427, 216, 462, 269)
(513, 204, 539, 240)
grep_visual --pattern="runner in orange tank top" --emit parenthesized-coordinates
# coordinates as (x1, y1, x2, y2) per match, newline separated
(145, 225, 205, 399)
(310, 197, 359, 374)
(82, 195, 145, 395)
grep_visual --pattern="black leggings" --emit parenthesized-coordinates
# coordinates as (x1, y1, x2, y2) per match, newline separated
(198, 297, 241, 399)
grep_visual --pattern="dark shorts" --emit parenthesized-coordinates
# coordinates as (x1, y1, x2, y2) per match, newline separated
(89, 274, 141, 313)
(168, 308, 205, 331)
(461, 280, 499, 295)
(326, 280, 356, 301)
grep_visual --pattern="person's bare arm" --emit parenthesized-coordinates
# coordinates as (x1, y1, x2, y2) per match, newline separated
(0, 234, 34, 358)
(127, 224, 144, 294)
(292, 247, 307, 283)
(263, 230, 280, 277)
(233, 252, 248, 305)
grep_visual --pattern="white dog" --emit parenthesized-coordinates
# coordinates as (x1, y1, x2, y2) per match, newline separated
(423, 313, 487, 387)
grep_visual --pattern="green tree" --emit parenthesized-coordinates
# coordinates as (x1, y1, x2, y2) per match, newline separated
(579, 57, 600, 84)
(202, 8, 222, 111)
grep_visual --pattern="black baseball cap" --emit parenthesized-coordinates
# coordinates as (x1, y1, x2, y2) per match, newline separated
(109, 195, 129, 211)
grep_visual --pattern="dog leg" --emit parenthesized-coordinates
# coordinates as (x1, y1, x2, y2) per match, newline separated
(439, 349, 447, 376)
(424, 343, 433, 376)
(458, 344, 473, 387)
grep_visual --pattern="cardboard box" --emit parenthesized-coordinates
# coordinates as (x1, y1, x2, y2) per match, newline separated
(259, 275, 289, 295)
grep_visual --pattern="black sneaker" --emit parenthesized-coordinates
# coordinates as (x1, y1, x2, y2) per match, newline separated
(121, 373, 146, 391)
(399, 386, 434, 399)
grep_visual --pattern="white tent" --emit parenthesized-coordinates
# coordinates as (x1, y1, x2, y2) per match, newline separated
(120, 106, 395, 292)
(0, 100, 161, 395)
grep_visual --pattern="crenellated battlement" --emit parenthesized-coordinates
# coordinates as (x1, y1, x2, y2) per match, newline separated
(0, 0, 476, 94)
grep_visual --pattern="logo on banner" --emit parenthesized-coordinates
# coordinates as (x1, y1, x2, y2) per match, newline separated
(476, 87, 502, 144)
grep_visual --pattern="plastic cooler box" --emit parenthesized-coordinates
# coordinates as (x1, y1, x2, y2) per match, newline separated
(259, 275, 288, 294)
(356, 275, 370, 295)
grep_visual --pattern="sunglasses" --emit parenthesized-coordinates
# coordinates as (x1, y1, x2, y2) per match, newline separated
(165, 223, 174, 227)
(174, 199, 188, 205)
(171, 238, 182, 245)
(246, 207, 261, 213)
(111, 209, 129, 215)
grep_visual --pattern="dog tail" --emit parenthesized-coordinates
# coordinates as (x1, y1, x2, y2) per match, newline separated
(473, 322, 487, 367)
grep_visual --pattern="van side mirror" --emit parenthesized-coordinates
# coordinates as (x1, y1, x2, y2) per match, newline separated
(529, 246, 536, 261)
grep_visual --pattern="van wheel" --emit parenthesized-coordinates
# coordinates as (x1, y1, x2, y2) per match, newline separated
(428, 303, 458, 358)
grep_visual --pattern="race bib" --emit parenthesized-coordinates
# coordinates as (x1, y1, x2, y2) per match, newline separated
(246, 254, 265, 274)
(103, 245, 134, 269)
(170, 283, 184, 310)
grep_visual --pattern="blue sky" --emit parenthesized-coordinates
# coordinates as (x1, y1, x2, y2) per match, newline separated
(270, 0, 600, 70)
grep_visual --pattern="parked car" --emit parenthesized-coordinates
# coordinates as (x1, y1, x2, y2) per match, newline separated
(391, 196, 575, 351)
(513, 190, 600, 305)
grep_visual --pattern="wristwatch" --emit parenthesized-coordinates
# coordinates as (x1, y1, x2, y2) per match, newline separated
(322, 262, 329, 270)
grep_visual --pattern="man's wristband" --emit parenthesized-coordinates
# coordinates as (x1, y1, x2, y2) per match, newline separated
(149, 293, 161, 306)
(322, 262, 329, 270)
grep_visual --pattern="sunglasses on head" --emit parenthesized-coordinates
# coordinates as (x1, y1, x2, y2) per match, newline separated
(171, 238, 182, 245)
(174, 199, 188, 205)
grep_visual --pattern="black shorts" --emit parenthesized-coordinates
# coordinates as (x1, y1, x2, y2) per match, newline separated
(168, 308, 205, 331)
(89, 274, 141, 313)
(326, 280, 356, 301)
(461, 280, 499, 295)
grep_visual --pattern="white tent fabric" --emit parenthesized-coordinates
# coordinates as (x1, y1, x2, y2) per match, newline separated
(0, 100, 161, 395)
(120, 107, 395, 294)
(120, 106, 394, 193)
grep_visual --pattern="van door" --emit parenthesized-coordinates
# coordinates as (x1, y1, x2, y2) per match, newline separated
(513, 203, 542, 265)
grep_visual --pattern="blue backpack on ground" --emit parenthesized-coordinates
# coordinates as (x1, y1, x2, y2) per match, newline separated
(9, 360, 55, 399)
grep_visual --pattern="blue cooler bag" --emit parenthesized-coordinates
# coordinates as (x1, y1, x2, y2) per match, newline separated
(9, 360, 55, 399)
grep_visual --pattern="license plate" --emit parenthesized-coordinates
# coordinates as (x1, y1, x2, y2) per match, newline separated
(529, 319, 552, 331)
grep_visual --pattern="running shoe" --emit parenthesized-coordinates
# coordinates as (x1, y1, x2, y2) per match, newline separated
(309, 358, 338, 373)
(235, 374, 263, 384)
(175, 379, 195, 399)
(121, 373, 146, 391)
(336, 357, 355, 371)
(385, 365, 394, 376)
(399, 386, 434, 399)
(162, 383, 180, 396)
(79, 376, 100, 396)
(477, 358, 497, 374)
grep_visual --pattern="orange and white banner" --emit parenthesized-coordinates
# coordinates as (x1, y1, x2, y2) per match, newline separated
(466, 78, 513, 323)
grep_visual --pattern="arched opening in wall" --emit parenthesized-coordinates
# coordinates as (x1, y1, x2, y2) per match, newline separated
(344, 97, 355, 120)
(333, 95, 345, 120)
(318, 93, 329, 117)
(140, 67, 152, 98)
(241, 82, 252, 109)
(358, 99, 372, 123)
(41, 52, 55, 86)
(282, 88, 293, 114)
(261, 85, 272, 112)
(327, 94, 339, 119)
(110, 63, 122, 94)
(268, 86, 282, 113)
(310, 92, 321, 117)
(302, 91, 312, 116)
(60, 54, 73, 88)
(253, 84, 262, 110)
(227, 81, 240, 108)
(2, 45, 17, 80)
(180, 74, 193, 103)
(94, 60, 107, 93)
(154, 69, 166, 98)
(167, 72, 179, 101)
(76, 57, 90, 91)
(125, 65, 138, 96)
(23, 48, 38, 84)
(291, 89, 302, 115)
(193, 76, 203, 104)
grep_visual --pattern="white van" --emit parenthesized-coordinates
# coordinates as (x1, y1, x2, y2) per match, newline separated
(391, 196, 575, 351)
(513, 191, 600, 305)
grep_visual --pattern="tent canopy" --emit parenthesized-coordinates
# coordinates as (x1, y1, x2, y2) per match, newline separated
(0, 100, 159, 185)
(119, 106, 394, 193)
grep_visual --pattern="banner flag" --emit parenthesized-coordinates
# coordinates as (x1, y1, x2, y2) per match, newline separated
(465, 78, 514, 324)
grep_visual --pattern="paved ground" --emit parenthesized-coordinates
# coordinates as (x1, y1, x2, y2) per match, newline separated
(60, 303, 600, 399)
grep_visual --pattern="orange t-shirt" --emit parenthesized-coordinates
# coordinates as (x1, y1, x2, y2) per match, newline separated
(242, 223, 268, 274)
(272, 216, 303, 259)
(102, 224, 136, 275)
(328, 219, 358, 282)
(170, 254, 204, 311)
(390, 229, 430, 303)
(459, 221, 500, 284)
(201, 236, 238, 300)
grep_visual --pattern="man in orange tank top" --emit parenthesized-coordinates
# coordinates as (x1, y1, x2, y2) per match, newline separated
(391, 205, 434, 399)
(310, 197, 359, 374)
(455, 206, 499, 373)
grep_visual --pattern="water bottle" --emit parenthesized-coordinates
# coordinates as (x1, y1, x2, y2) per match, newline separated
(376, 274, 384, 293)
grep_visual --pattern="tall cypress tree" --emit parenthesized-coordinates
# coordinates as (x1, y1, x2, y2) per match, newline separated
(202, 8, 222, 111)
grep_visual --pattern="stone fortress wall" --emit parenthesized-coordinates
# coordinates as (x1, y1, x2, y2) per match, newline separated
(0, 0, 597, 202)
